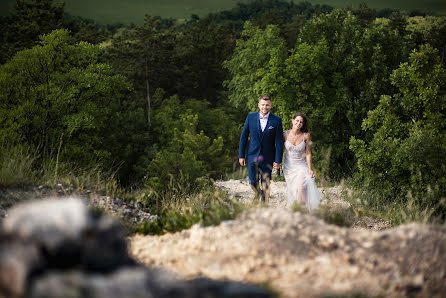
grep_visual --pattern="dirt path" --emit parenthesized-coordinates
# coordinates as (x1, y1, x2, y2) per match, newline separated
(214, 178, 390, 231)
(215, 178, 339, 208)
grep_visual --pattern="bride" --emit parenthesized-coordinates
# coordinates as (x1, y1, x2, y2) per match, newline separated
(282, 112, 320, 210)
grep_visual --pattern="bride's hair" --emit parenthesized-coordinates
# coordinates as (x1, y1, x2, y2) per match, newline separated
(292, 112, 309, 133)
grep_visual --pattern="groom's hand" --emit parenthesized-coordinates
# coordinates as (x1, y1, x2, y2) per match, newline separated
(239, 158, 246, 167)
(273, 162, 280, 169)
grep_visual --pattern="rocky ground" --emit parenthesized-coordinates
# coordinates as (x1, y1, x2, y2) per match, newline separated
(130, 208, 446, 298)
(0, 178, 388, 230)
(129, 179, 445, 298)
(2, 180, 445, 297)
(0, 185, 156, 225)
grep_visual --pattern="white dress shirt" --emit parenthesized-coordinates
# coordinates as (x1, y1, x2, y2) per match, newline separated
(259, 112, 269, 132)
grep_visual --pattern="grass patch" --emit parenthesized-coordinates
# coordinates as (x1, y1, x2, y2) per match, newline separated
(0, 145, 38, 188)
(0, 144, 122, 197)
(272, 170, 285, 182)
(344, 182, 445, 226)
(0, 144, 243, 236)
(290, 200, 356, 227)
(134, 186, 244, 235)
(41, 159, 121, 197)
(315, 204, 356, 227)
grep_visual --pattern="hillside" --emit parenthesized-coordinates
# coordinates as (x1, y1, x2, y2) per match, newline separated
(1, 0, 445, 24)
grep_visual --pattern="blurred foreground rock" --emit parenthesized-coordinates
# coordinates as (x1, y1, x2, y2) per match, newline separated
(131, 208, 446, 298)
(0, 197, 270, 298)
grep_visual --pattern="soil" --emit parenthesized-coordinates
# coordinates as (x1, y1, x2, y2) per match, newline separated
(128, 179, 446, 297)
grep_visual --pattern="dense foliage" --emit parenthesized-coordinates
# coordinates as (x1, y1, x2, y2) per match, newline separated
(350, 45, 446, 217)
(0, 29, 130, 167)
(224, 10, 410, 178)
(1, 0, 445, 220)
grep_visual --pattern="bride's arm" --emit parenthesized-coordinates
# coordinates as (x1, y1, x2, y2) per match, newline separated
(305, 133, 315, 178)
(282, 131, 287, 151)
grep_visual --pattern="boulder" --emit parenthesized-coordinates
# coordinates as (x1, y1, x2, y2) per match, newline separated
(0, 197, 271, 298)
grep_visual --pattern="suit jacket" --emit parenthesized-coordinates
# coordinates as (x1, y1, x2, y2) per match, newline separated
(239, 112, 284, 165)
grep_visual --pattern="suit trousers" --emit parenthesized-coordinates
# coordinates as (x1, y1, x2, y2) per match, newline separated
(248, 160, 272, 187)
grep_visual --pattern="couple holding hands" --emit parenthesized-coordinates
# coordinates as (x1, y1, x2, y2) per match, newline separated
(238, 95, 320, 210)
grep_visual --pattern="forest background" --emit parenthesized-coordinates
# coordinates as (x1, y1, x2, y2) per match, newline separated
(1, 0, 445, 230)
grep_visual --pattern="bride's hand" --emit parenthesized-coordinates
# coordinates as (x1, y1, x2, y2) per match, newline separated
(309, 169, 315, 178)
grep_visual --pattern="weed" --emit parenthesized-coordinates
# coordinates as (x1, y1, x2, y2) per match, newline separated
(225, 163, 249, 180)
(0, 145, 38, 188)
(315, 205, 355, 227)
(135, 187, 244, 235)
(344, 181, 445, 226)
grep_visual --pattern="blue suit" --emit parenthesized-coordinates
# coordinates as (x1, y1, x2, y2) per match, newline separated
(239, 112, 284, 186)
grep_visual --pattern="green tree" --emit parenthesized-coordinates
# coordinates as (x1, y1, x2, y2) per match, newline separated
(208, 0, 332, 29)
(104, 15, 177, 125)
(174, 18, 236, 104)
(146, 113, 229, 194)
(279, 10, 406, 178)
(151, 95, 239, 151)
(88, 16, 178, 185)
(348, 3, 375, 27)
(64, 16, 112, 45)
(0, 0, 65, 64)
(405, 16, 446, 63)
(282, 14, 307, 48)
(145, 94, 238, 190)
(223, 21, 288, 113)
(350, 44, 446, 214)
(0, 29, 130, 167)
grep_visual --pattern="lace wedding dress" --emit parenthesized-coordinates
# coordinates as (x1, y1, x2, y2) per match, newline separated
(283, 132, 320, 210)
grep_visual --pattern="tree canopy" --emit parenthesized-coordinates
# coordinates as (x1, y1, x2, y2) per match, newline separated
(0, 29, 130, 166)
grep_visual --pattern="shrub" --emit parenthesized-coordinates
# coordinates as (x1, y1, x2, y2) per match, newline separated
(135, 187, 244, 235)
(146, 111, 231, 195)
(350, 44, 446, 220)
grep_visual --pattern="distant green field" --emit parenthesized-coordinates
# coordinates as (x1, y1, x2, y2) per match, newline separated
(1, 0, 445, 24)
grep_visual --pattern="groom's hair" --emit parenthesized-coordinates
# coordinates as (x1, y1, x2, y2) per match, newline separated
(259, 95, 271, 102)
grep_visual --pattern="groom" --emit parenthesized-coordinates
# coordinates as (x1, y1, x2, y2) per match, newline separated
(238, 95, 283, 203)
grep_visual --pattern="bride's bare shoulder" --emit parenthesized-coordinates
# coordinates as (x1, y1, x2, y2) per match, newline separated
(283, 130, 290, 140)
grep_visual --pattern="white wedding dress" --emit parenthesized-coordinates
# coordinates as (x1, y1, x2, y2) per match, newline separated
(283, 132, 320, 210)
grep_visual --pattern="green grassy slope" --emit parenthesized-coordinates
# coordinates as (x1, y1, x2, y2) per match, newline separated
(63, 0, 240, 24)
(314, 0, 446, 16)
(1, 0, 445, 24)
